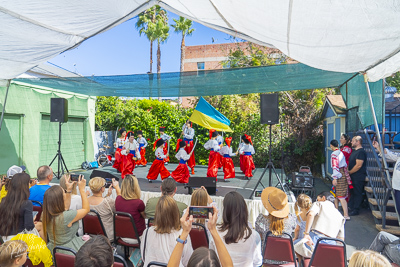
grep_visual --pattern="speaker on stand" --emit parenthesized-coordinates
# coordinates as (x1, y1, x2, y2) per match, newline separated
(49, 98, 69, 179)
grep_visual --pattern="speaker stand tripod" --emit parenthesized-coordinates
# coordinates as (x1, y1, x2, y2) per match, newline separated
(49, 122, 69, 179)
(250, 124, 286, 199)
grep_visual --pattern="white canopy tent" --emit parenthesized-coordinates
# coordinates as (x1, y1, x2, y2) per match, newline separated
(0, 0, 400, 81)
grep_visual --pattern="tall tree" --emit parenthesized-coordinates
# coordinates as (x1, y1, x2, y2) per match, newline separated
(171, 17, 195, 72)
(154, 8, 169, 73)
(135, 7, 157, 73)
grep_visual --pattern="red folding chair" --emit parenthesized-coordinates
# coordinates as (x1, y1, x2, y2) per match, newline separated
(82, 209, 108, 238)
(263, 231, 298, 267)
(24, 259, 45, 267)
(306, 237, 346, 267)
(31, 200, 42, 222)
(189, 223, 209, 250)
(114, 254, 129, 267)
(113, 211, 141, 259)
(53, 246, 77, 267)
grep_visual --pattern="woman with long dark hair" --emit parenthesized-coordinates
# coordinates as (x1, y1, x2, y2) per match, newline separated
(0, 173, 43, 241)
(210, 191, 262, 266)
(340, 133, 352, 166)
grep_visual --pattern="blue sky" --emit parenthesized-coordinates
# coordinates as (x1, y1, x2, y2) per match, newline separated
(48, 12, 235, 76)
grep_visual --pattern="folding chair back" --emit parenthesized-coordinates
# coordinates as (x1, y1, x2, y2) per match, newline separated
(308, 237, 346, 267)
(189, 223, 209, 250)
(31, 200, 42, 222)
(147, 262, 168, 267)
(82, 210, 108, 238)
(53, 246, 77, 267)
(263, 232, 297, 266)
(24, 259, 45, 267)
(114, 211, 141, 258)
(113, 254, 129, 267)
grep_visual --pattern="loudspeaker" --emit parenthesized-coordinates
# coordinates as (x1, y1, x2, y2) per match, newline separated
(291, 172, 314, 188)
(186, 177, 216, 195)
(50, 98, 68, 122)
(260, 94, 279, 125)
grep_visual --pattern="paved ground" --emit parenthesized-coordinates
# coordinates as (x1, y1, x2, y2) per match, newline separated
(60, 162, 378, 257)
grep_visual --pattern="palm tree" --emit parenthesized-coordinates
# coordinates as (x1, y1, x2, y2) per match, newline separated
(135, 7, 157, 73)
(154, 8, 169, 74)
(171, 17, 195, 72)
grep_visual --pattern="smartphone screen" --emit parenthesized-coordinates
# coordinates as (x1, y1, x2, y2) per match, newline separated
(105, 178, 112, 188)
(255, 190, 262, 198)
(70, 174, 80, 181)
(189, 206, 213, 219)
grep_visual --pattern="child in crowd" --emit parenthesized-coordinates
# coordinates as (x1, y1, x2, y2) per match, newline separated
(147, 138, 170, 182)
(204, 131, 220, 178)
(219, 137, 237, 180)
(293, 194, 313, 245)
(240, 134, 255, 179)
(112, 127, 126, 173)
(136, 130, 148, 167)
(159, 127, 171, 165)
(121, 131, 140, 179)
(171, 140, 192, 184)
(0, 240, 28, 267)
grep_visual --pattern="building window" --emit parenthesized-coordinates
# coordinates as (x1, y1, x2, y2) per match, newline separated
(197, 62, 205, 70)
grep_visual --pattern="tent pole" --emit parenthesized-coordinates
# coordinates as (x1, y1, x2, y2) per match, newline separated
(363, 73, 392, 228)
(0, 80, 11, 132)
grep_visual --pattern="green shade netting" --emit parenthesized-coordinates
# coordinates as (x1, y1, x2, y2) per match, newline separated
(15, 63, 356, 97)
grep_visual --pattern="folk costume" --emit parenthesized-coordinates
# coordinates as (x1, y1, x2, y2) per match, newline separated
(182, 122, 196, 175)
(159, 127, 171, 164)
(331, 148, 350, 199)
(219, 137, 237, 179)
(113, 127, 126, 172)
(240, 135, 255, 179)
(121, 131, 141, 179)
(147, 138, 170, 182)
(204, 131, 220, 178)
(171, 141, 191, 184)
(216, 133, 224, 168)
(136, 130, 148, 166)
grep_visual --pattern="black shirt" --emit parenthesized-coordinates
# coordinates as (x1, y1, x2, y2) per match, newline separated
(12, 200, 35, 235)
(348, 147, 367, 181)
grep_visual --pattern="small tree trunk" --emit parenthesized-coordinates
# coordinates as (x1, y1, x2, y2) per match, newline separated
(149, 41, 153, 73)
(157, 40, 161, 74)
(180, 34, 185, 72)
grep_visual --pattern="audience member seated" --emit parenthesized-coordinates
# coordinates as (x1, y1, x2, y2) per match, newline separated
(369, 231, 400, 265)
(29, 165, 53, 206)
(255, 187, 296, 264)
(0, 165, 25, 203)
(0, 240, 28, 267)
(0, 173, 43, 241)
(141, 195, 193, 267)
(115, 175, 146, 242)
(349, 250, 391, 267)
(168, 206, 233, 267)
(184, 186, 216, 227)
(74, 235, 114, 267)
(211, 191, 262, 267)
(87, 177, 121, 240)
(295, 191, 345, 258)
(145, 178, 187, 219)
(293, 194, 313, 245)
(42, 175, 90, 254)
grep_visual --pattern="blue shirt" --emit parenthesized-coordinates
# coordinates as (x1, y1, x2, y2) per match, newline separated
(29, 184, 51, 206)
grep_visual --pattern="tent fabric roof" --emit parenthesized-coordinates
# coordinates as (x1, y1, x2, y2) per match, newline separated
(1, 0, 400, 81)
(14, 63, 357, 97)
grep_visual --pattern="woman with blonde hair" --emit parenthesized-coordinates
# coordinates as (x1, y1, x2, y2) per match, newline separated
(349, 250, 391, 267)
(141, 195, 193, 267)
(115, 175, 145, 241)
(293, 194, 313, 245)
(42, 175, 89, 254)
(184, 186, 215, 226)
(88, 177, 121, 240)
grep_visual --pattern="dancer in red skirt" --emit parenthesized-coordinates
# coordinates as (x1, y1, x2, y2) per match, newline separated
(159, 127, 171, 165)
(182, 120, 196, 175)
(204, 131, 220, 177)
(171, 140, 193, 184)
(147, 138, 170, 182)
(136, 130, 148, 166)
(113, 127, 126, 172)
(219, 137, 237, 180)
(240, 134, 255, 179)
(120, 131, 141, 179)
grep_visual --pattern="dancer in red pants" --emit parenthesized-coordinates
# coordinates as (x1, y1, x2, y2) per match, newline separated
(171, 140, 192, 184)
(159, 127, 171, 165)
(147, 138, 170, 182)
(216, 132, 224, 169)
(112, 127, 126, 172)
(121, 131, 141, 179)
(182, 120, 196, 175)
(136, 130, 148, 166)
(204, 131, 220, 178)
(219, 137, 237, 180)
(240, 134, 255, 179)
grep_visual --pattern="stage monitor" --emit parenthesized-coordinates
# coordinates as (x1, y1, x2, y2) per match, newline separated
(186, 177, 216, 195)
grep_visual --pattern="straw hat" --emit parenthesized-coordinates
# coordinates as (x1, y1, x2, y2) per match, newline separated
(261, 187, 290, 218)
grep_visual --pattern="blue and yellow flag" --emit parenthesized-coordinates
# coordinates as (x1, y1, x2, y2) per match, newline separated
(190, 97, 233, 132)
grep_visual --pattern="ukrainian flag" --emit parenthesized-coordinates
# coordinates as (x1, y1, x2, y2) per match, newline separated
(190, 97, 233, 132)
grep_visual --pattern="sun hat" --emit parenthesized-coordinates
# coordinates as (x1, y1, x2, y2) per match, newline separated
(7, 165, 26, 178)
(261, 187, 290, 218)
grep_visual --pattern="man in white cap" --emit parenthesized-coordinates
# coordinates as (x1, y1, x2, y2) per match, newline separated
(0, 165, 26, 202)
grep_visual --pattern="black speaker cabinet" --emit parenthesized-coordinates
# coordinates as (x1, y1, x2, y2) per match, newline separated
(260, 94, 279, 125)
(186, 177, 216, 195)
(291, 172, 314, 188)
(50, 98, 68, 122)
(89, 170, 119, 181)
